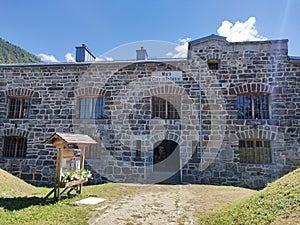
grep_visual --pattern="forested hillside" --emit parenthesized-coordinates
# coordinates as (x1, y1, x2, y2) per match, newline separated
(0, 38, 42, 64)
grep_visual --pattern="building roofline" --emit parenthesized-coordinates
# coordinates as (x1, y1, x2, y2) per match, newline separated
(187, 35, 289, 59)
(229, 39, 288, 45)
(288, 56, 300, 65)
(0, 58, 189, 68)
(188, 34, 227, 46)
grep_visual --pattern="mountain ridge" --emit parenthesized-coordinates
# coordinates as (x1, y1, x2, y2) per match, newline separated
(0, 38, 42, 64)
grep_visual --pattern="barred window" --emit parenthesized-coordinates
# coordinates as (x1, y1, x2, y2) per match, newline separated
(192, 140, 199, 158)
(152, 95, 181, 119)
(79, 96, 104, 119)
(237, 93, 270, 119)
(136, 140, 142, 158)
(208, 59, 220, 70)
(8, 97, 31, 119)
(2, 136, 27, 158)
(239, 139, 272, 164)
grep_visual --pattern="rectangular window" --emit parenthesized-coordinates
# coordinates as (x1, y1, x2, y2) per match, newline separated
(192, 140, 198, 158)
(239, 139, 272, 164)
(136, 140, 142, 158)
(152, 95, 181, 119)
(237, 93, 270, 119)
(79, 97, 104, 119)
(85, 137, 101, 159)
(3, 136, 27, 158)
(8, 97, 31, 119)
(208, 59, 220, 70)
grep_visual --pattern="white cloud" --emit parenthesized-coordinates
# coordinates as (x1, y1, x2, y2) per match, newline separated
(65, 53, 75, 62)
(38, 53, 59, 63)
(217, 17, 267, 42)
(166, 38, 190, 58)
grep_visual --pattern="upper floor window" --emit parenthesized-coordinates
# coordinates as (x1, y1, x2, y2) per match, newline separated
(152, 95, 181, 119)
(237, 93, 270, 119)
(79, 96, 104, 119)
(8, 97, 31, 119)
(239, 139, 272, 164)
(208, 59, 220, 70)
(2, 136, 27, 158)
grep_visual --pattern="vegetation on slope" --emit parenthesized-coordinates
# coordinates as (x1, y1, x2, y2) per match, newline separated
(0, 38, 42, 64)
(0, 169, 37, 197)
(201, 168, 300, 225)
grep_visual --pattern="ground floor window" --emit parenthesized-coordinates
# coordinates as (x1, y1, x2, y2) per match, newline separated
(85, 137, 101, 159)
(135, 140, 142, 158)
(2, 136, 27, 158)
(239, 139, 272, 164)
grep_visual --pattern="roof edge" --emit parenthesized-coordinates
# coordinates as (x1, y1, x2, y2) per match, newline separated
(188, 34, 227, 46)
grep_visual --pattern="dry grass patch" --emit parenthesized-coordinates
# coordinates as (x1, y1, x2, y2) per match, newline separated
(0, 169, 38, 197)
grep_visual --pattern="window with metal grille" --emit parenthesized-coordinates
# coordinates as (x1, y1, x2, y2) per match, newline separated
(152, 95, 181, 119)
(136, 140, 142, 158)
(208, 59, 220, 70)
(2, 136, 27, 158)
(8, 97, 31, 119)
(237, 93, 270, 119)
(192, 140, 199, 158)
(79, 96, 104, 119)
(239, 139, 272, 164)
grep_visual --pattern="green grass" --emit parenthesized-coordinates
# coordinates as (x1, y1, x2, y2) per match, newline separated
(1, 168, 299, 225)
(200, 168, 300, 225)
(0, 169, 155, 225)
(0, 182, 141, 225)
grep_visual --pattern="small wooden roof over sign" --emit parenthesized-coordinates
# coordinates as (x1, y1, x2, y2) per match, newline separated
(44, 132, 97, 147)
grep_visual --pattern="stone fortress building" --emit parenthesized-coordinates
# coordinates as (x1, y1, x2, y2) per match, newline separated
(0, 35, 299, 189)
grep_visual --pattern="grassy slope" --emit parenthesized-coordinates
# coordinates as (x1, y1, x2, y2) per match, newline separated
(201, 168, 300, 225)
(0, 169, 38, 197)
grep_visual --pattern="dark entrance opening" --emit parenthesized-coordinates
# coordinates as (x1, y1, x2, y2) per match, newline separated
(153, 140, 180, 172)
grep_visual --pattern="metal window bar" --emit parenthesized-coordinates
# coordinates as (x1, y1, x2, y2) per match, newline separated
(3, 137, 27, 158)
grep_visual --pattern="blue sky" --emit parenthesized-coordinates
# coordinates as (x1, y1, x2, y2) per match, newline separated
(0, 0, 299, 62)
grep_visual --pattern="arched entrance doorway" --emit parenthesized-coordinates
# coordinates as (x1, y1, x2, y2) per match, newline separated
(153, 140, 180, 172)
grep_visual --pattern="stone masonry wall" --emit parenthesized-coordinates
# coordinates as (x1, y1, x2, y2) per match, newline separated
(187, 38, 300, 188)
(0, 37, 299, 189)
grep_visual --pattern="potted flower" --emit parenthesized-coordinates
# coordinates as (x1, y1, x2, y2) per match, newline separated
(62, 169, 92, 185)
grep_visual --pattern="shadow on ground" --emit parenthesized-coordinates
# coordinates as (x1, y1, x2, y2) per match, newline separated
(0, 196, 55, 210)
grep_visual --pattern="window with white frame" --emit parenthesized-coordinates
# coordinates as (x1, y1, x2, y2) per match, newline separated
(79, 96, 104, 119)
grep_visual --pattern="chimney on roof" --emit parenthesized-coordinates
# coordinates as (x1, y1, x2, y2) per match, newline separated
(136, 47, 148, 60)
(75, 44, 96, 62)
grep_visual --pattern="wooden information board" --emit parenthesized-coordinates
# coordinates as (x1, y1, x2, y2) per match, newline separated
(44, 133, 97, 201)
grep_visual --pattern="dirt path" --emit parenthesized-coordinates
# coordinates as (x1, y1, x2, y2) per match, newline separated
(89, 184, 255, 225)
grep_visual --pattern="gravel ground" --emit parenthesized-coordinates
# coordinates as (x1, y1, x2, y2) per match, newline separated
(89, 184, 255, 225)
